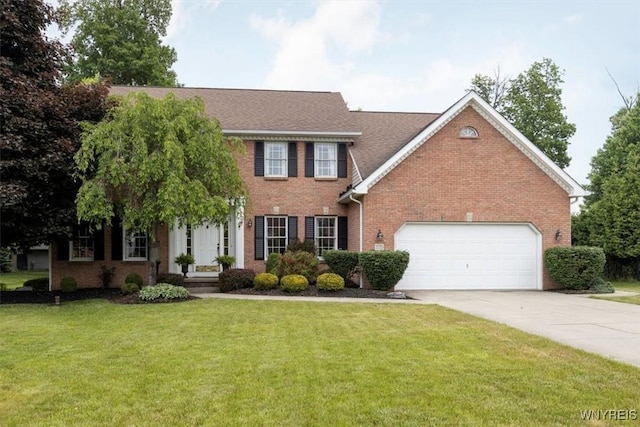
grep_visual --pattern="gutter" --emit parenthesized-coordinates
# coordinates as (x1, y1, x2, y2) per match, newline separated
(349, 193, 364, 288)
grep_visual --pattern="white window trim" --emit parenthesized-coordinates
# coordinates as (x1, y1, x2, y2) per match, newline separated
(314, 216, 337, 257)
(69, 226, 94, 262)
(459, 126, 479, 138)
(265, 216, 288, 258)
(123, 229, 148, 261)
(265, 142, 288, 177)
(314, 143, 337, 178)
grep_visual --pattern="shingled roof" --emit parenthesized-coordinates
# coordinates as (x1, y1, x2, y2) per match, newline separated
(109, 86, 359, 135)
(349, 111, 440, 183)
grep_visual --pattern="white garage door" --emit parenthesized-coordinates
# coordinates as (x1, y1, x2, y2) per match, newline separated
(395, 223, 540, 290)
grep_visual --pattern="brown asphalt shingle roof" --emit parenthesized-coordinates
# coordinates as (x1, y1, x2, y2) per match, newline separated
(349, 111, 440, 181)
(109, 86, 358, 134)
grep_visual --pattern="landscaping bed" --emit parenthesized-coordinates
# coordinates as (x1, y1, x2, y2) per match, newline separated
(227, 284, 398, 299)
(0, 288, 198, 305)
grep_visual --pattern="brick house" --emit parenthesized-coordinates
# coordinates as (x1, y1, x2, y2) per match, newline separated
(50, 87, 585, 290)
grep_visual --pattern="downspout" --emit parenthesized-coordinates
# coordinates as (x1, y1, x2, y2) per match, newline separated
(349, 193, 364, 288)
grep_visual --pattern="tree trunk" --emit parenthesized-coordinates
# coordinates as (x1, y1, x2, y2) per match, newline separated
(148, 240, 160, 285)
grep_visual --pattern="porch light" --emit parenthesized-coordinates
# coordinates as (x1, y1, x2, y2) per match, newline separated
(555, 229, 562, 241)
(376, 229, 384, 241)
(247, 219, 253, 228)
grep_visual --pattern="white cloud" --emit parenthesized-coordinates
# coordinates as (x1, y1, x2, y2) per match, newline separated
(564, 13, 583, 24)
(166, 0, 222, 40)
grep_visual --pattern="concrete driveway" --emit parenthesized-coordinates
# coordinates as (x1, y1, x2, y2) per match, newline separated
(405, 290, 640, 368)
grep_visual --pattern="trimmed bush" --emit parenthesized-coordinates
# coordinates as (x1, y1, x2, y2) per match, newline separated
(156, 273, 184, 286)
(276, 250, 319, 283)
(60, 276, 78, 293)
(23, 277, 49, 291)
(121, 282, 139, 295)
(124, 273, 143, 288)
(317, 272, 345, 291)
(266, 253, 280, 275)
(280, 274, 308, 292)
(219, 269, 256, 292)
(544, 246, 606, 290)
(589, 277, 614, 294)
(254, 272, 279, 290)
(323, 250, 359, 285)
(359, 250, 410, 291)
(139, 283, 189, 301)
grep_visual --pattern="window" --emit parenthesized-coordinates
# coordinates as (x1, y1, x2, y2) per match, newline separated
(266, 216, 287, 256)
(123, 229, 148, 261)
(315, 217, 337, 256)
(265, 142, 287, 177)
(70, 225, 94, 261)
(314, 143, 337, 178)
(459, 126, 479, 138)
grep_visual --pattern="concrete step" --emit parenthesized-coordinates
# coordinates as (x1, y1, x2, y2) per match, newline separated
(188, 286, 220, 294)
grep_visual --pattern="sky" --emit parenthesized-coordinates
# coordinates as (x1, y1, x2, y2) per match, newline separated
(49, 0, 640, 187)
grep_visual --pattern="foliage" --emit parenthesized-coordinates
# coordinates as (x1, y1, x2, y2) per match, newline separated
(74, 91, 248, 283)
(219, 268, 256, 293)
(275, 250, 319, 283)
(470, 58, 575, 168)
(0, 0, 110, 248)
(266, 253, 280, 274)
(155, 273, 184, 286)
(544, 246, 606, 290)
(322, 250, 359, 285)
(121, 282, 139, 294)
(60, 276, 78, 293)
(124, 272, 143, 288)
(359, 251, 410, 291)
(98, 265, 116, 288)
(280, 274, 309, 293)
(286, 238, 316, 254)
(174, 253, 195, 266)
(57, 0, 178, 86)
(139, 283, 188, 301)
(253, 272, 279, 290)
(0, 248, 12, 272)
(23, 277, 50, 291)
(316, 273, 345, 291)
(589, 277, 614, 294)
(215, 255, 236, 268)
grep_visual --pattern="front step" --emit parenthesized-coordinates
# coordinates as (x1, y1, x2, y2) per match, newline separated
(188, 286, 220, 294)
(184, 277, 220, 294)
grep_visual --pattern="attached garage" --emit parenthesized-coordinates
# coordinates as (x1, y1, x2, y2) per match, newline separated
(394, 223, 541, 290)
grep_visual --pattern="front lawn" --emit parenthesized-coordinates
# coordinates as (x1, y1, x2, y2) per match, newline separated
(1, 299, 639, 426)
(592, 280, 640, 305)
(0, 270, 48, 290)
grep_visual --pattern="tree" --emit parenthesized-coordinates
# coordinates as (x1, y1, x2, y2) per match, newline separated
(58, 0, 178, 86)
(470, 58, 576, 168)
(577, 96, 640, 278)
(74, 92, 248, 283)
(0, 0, 109, 249)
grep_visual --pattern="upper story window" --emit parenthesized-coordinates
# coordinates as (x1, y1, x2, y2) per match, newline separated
(123, 229, 148, 261)
(70, 225, 94, 261)
(315, 143, 337, 178)
(265, 142, 288, 177)
(459, 126, 479, 138)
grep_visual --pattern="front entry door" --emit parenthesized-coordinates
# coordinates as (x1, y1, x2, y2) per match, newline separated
(193, 225, 220, 273)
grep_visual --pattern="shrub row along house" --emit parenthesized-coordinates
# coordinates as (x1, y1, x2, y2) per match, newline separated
(51, 87, 585, 290)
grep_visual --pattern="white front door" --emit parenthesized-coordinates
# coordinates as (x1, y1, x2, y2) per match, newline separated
(193, 225, 220, 272)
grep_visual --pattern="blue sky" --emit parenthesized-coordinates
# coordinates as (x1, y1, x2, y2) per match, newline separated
(50, 0, 640, 187)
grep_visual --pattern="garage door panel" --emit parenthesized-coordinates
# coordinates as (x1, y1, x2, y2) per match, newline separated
(395, 223, 539, 290)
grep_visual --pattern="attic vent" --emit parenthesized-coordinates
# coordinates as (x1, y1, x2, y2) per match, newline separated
(459, 126, 479, 138)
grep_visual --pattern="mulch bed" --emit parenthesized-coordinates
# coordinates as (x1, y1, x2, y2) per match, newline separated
(1, 285, 400, 305)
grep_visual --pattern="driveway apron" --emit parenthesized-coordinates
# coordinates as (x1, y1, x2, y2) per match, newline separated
(405, 290, 640, 368)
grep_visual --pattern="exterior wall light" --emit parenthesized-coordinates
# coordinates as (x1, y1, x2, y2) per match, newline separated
(555, 229, 562, 241)
(376, 229, 384, 241)
(247, 219, 253, 228)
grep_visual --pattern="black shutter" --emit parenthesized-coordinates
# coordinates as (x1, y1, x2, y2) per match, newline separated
(288, 216, 298, 245)
(338, 143, 347, 178)
(305, 216, 315, 242)
(94, 227, 105, 261)
(56, 238, 69, 261)
(255, 141, 264, 177)
(111, 217, 123, 261)
(288, 142, 297, 177)
(338, 216, 348, 250)
(304, 142, 314, 177)
(254, 216, 265, 260)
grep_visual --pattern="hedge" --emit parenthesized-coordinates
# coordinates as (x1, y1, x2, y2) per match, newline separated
(544, 246, 606, 290)
(322, 250, 359, 284)
(219, 269, 256, 292)
(359, 250, 410, 291)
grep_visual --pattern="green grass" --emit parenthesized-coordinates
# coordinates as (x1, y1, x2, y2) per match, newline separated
(1, 299, 639, 426)
(0, 270, 48, 290)
(592, 280, 640, 305)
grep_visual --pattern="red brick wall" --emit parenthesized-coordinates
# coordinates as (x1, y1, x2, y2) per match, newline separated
(360, 107, 570, 289)
(237, 140, 351, 273)
(51, 224, 170, 290)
